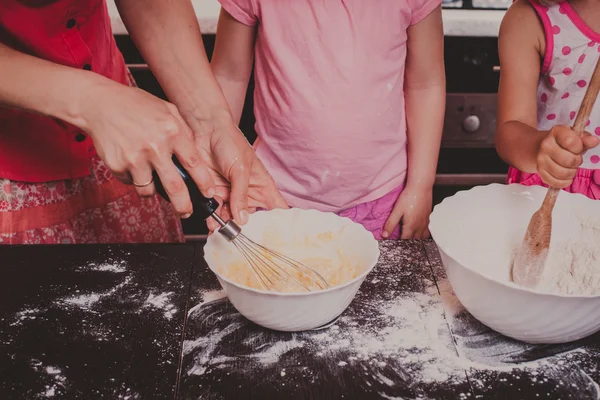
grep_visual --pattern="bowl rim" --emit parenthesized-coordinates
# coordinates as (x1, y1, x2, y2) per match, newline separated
(429, 183, 600, 300)
(203, 208, 381, 297)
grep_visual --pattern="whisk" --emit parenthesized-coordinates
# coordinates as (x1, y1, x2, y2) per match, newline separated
(153, 157, 330, 292)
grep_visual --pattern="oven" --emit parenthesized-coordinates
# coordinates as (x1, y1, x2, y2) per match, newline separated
(434, 35, 508, 205)
(433, 0, 511, 204)
(115, 6, 511, 236)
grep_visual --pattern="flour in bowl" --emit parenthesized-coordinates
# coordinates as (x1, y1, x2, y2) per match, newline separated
(214, 230, 369, 292)
(216, 249, 364, 292)
(535, 217, 600, 295)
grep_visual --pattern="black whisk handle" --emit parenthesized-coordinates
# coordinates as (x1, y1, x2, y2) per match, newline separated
(152, 156, 219, 220)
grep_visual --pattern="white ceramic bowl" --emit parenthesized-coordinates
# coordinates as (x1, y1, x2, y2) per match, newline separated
(429, 183, 600, 344)
(203, 208, 380, 332)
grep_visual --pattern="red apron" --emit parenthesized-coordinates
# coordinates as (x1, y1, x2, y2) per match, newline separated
(0, 0, 184, 244)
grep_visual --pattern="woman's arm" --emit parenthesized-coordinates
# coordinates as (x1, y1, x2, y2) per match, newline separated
(0, 42, 92, 127)
(403, 5, 445, 192)
(0, 42, 211, 216)
(211, 9, 256, 125)
(495, 0, 546, 173)
(116, 0, 285, 224)
(115, 0, 231, 123)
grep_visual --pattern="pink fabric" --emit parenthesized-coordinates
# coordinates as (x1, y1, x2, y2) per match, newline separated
(560, 2, 600, 43)
(0, 69, 184, 244)
(510, 0, 600, 194)
(218, 0, 441, 213)
(0, 157, 184, 244)
(507, 167, 600, 200)
(530, 1, 555, 74)
(337, 184, 404, 240)
(528, 0, 600, 169)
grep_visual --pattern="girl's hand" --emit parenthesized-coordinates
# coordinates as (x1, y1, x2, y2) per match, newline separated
(189, 117, 289, 226)
(206, 198, 257, 235)
(537, 125, 599, 188)
(382, 186, 433, 240)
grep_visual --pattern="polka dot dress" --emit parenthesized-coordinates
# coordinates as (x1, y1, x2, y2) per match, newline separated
(534, 0, 600, 169)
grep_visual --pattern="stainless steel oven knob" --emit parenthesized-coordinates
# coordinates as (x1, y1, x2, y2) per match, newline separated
(462, 115, 481, 133)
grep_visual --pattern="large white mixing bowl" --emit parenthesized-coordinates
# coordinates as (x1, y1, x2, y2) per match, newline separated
(203, 208, 380, 332)
(429, 184, 600, 344)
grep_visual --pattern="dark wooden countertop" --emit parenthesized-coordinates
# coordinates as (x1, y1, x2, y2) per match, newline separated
(1, 241, 599, 400)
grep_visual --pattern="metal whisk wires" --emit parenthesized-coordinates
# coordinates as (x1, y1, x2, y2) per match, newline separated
(211, 213, 330, 292)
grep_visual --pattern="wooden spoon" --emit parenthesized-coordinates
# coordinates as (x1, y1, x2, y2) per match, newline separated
(512, 58, 600, 288)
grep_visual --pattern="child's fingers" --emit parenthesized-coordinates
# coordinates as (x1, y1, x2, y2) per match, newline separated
(554, 128, 585, 154)
(549, 147, 583, 169)
(228, 160, 250, 225)
(382, 211, 403, 239)
(415, 226, 431, 240)
(582, 133, 600, 150)
(400, 223, 416, 240)
(206, 218, 220, 235)
(539, 172, 572, 189)
(206, 196, 228, 233)
(420, 227, 431, 240)
(541, 156, 578, 181)
(538, 161, 576, 189)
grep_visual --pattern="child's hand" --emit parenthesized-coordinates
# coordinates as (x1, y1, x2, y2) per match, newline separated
(206, 198, 256, 235)
(382, 186, 433, 240)
(536, 125, 600, 188)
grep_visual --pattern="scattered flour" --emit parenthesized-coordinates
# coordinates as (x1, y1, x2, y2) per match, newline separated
(10, 308, 41, 326)
(61, 277, 132, 310)
(87, 261, 127, 273)
(144, 292, 177, 319)
(187, 289, 227, 317)
(63, 293, 101, 308)
(30, 360, 67, 398)
(182, 281, 572, 386)
(537, 218, 600, 295)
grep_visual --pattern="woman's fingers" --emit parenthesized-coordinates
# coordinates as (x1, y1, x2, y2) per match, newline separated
(129, 166, 156, 198)
(152, 154, 193, 218)
(171, 109, 216, 199)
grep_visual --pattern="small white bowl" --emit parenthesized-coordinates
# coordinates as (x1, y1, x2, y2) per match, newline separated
(429, 183, 600, 344)
(203, 208, 380, 332)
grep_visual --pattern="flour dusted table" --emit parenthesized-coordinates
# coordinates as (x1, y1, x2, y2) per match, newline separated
(1, 241, 599, 399)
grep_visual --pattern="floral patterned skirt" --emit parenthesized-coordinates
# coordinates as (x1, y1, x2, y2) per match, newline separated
(0, 157, 184, 244)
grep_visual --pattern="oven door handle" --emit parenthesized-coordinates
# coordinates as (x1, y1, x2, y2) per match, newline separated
(435, 173, 507, 186)
(126, 63, 149, 71)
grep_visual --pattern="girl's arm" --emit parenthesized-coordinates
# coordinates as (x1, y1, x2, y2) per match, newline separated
(211, 8, 256, 124)
(403, 5, 445, 193)
(495, 1, 597, 188)
(495, 0, 547, 173)
(382, 5, 445, 239)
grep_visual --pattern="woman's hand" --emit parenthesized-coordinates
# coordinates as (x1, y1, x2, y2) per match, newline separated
(536, 125, 599, 188)
(382, 186, 433, 240)
(80, 78, 215, 218)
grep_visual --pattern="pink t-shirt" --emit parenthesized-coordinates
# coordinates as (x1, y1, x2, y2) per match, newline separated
(219, 0, 441, 213)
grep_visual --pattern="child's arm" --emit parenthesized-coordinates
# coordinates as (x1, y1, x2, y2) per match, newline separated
(382, 5, 445, 239)
(211, 8, 256, 124)
(495, 1, 598, 188)
(495, 1, 548, 173)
